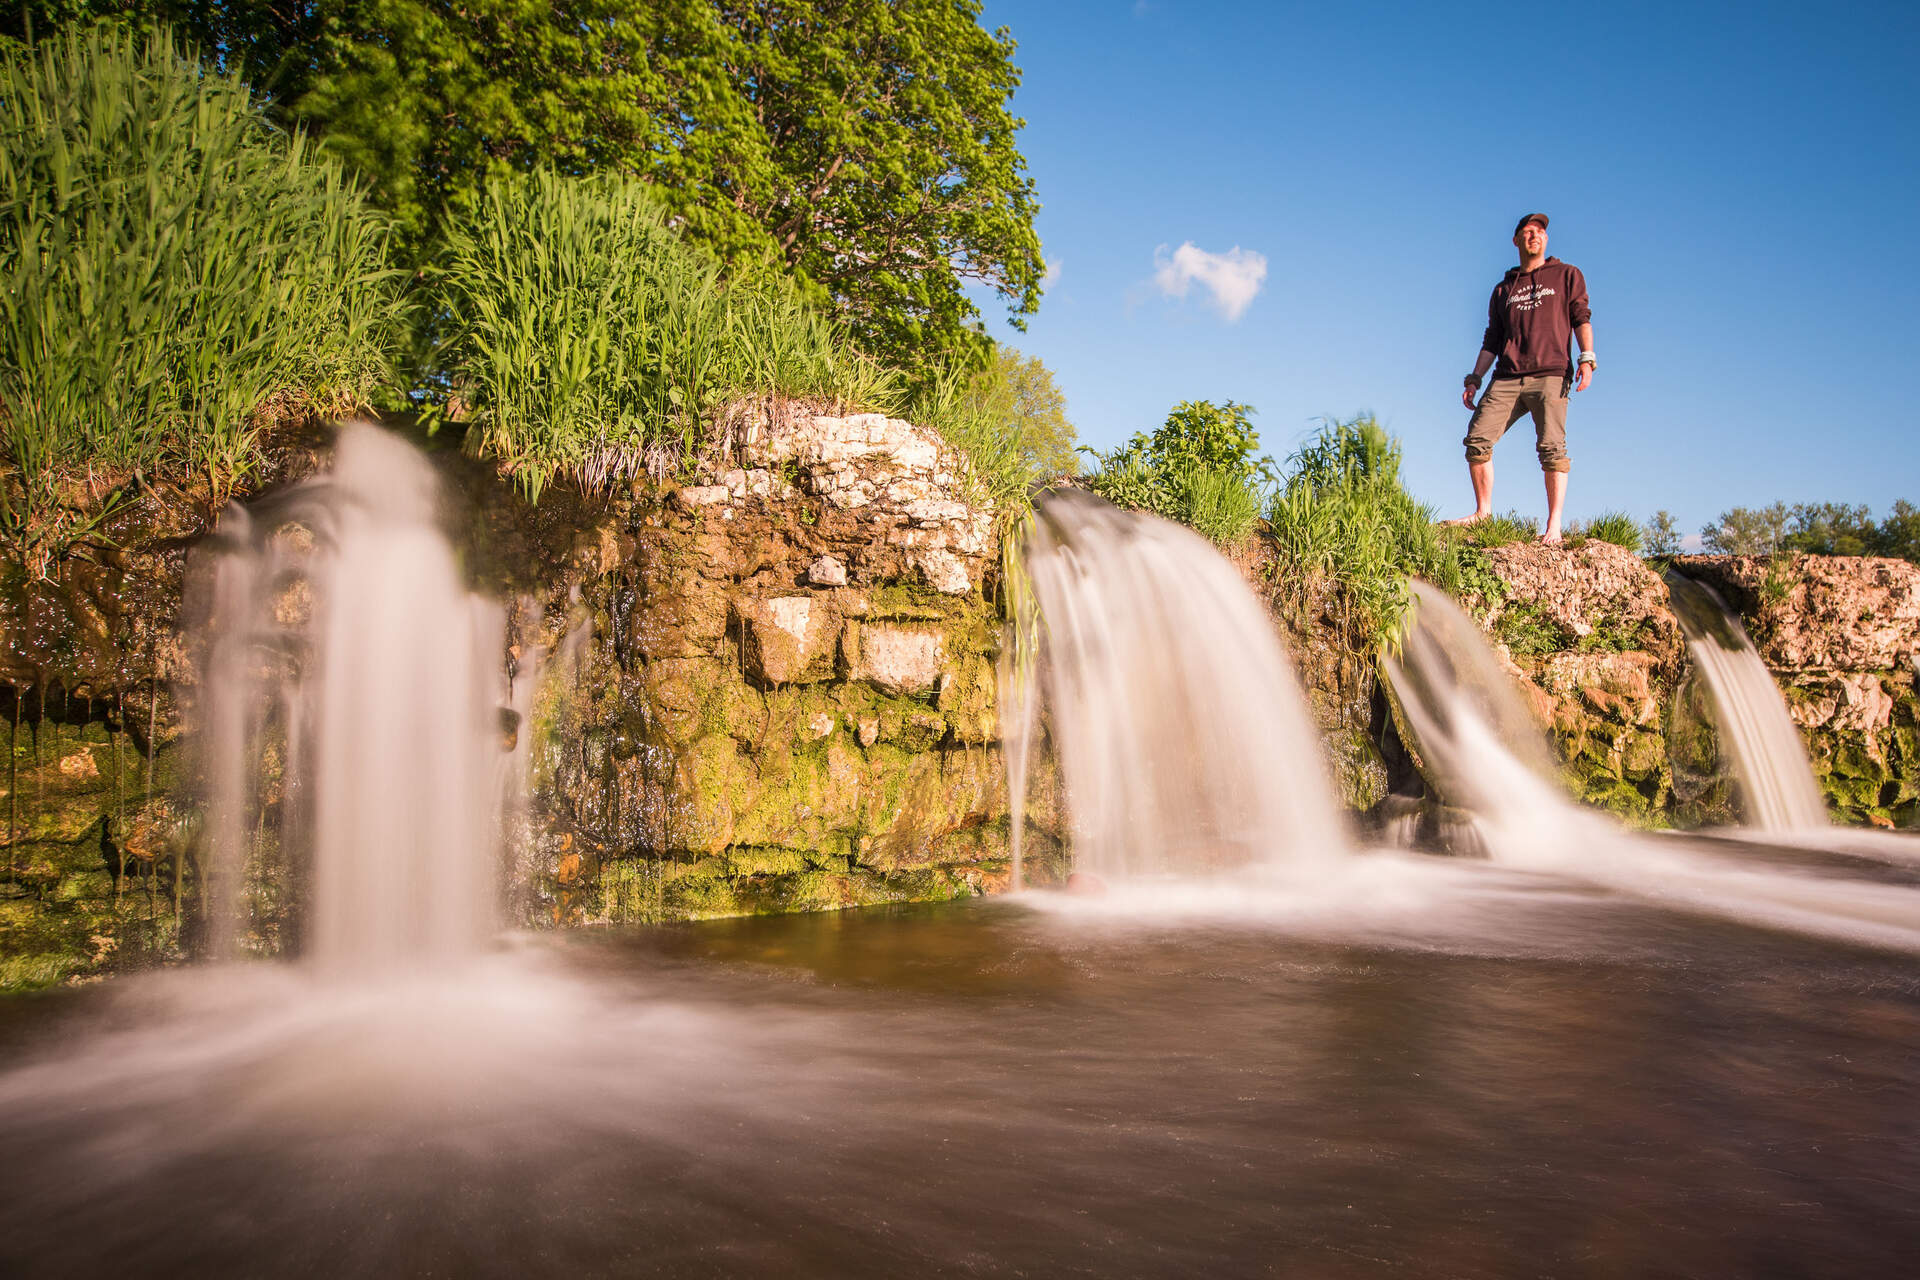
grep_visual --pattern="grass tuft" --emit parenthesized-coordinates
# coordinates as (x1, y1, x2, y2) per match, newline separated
(1265, 415, 1462, 647)
(0, 21, 405, 565)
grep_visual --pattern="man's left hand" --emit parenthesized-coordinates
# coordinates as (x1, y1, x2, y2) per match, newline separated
(1575, 366, 1593, 392)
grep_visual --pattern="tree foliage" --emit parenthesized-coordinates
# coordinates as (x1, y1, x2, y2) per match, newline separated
(98, 0, 1043, 368)
(965, 347, 1077, 480)
(1642, 510, 1682, 557)
(1084, 400, 1270, 545)
(1700, 500, 1920, 563)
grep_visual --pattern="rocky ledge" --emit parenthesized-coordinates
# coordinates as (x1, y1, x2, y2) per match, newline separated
(1673, 554, 1920, 824)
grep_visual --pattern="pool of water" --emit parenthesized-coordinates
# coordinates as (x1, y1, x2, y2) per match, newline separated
(3, 848, 1918, 1277)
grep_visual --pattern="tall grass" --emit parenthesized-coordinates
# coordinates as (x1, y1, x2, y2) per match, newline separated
(1569, 509, 1642, 552)
(1265, 416, 1462, 647)
(0, 22, 404, 559)
(432, 170, 901, 500)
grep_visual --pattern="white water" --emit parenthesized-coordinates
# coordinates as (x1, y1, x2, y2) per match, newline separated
(1011, 491, 1345, 879)
(195, 423, 513, 972)
(1664, 572, 1829, 830)
(1385, 582, 1920, 952)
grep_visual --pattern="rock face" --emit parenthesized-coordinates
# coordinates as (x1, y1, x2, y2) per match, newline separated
(1457, 541, 1722, 825)
(1673, 555, 1920, 825)
(514, 400, 1058, 927)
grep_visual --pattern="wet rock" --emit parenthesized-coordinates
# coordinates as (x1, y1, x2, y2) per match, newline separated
(738, 596, 838, 686)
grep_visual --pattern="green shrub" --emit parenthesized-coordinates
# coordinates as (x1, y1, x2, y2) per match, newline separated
(1175, 461, 1263, 546)
(0, 21, 405, 561)
(432, 169, 900, 500)
(1083, 399, 1270, 545)
(1265, 415, 1462, 646)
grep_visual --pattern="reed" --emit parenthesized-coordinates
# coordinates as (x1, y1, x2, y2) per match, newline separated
(432, 170, 907, 500)
(1265, 416, 1462, 647)
(0, 22, 405, 561)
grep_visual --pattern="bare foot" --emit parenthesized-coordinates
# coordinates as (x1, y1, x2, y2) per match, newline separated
(1538, 530, 1563, 545)
(1440, 513, 1490, 528)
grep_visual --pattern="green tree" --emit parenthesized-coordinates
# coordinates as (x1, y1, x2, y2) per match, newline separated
(129, 0, 1042, 367)
(968, 347, 1077, 479)
(1782, 502, 1878, 556)
(1876, 500, 1920, 563)
(1642, 510, 1681, 557)
(1701, 503, 1789, 555)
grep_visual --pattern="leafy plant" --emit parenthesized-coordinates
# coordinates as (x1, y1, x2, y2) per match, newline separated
(1083, 399, 1270, 545)
(1456, 511, 1539, 548)
(0, 20, 405, 563)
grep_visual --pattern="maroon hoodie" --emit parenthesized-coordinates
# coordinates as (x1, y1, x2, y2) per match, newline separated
(1481, 257, 1591, 379)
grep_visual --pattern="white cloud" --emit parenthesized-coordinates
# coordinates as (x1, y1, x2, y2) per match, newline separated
(1679, 532, 1706, 553)
(1042, 256, 1063, 288)
(1152, 242, 1267, 322)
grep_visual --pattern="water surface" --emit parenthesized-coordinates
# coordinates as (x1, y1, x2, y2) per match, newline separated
(3, 851, 1918, 1278)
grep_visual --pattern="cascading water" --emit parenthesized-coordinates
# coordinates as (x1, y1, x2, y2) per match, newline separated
(1664, 571, 1828, 830)
(1008, 490, 1344, 880)
(194, 423, 513, 972)
(1385, 581, 1920, 951)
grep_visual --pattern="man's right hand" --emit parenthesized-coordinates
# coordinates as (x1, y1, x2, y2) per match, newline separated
(1461, 385, 1478, 410)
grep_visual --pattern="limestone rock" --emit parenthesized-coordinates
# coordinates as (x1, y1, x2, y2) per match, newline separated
(912, 547, 971, 595)
(673, 484, 730, 508)
(1475, 541, 1684, 672)
(1671, 554, 1920, 672)
(738, 596, 838, 686)
(851, 623, 945, 697)
(807, 554, 848, 587)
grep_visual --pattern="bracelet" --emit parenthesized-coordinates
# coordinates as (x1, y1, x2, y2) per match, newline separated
(1578, 351, 1596, 367)
(1464, 374, 1482, 388)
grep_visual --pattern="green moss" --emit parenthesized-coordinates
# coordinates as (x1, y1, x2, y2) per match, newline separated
(1494, 598, 1568, 656)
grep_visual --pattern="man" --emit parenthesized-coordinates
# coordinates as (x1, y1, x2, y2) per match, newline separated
(1451, 213, 1594, 542)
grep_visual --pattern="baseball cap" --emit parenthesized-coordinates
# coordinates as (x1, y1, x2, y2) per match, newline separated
(1513, 212, 1549, 236)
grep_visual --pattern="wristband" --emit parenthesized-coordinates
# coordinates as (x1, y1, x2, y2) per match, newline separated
(1464, 374, 1482, 389)
(1577, 351, 1596, 368)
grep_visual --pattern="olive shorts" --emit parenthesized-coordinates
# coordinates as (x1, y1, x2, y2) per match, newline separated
(1464, 373, 1570, 473)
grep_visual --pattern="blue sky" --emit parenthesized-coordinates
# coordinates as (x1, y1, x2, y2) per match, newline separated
(973, 0, 1919, 538)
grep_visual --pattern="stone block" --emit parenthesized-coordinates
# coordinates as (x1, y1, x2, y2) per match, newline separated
(851, 623, 946, 697)
(912, 547, 971, 595)
(739, 596, 838, 686)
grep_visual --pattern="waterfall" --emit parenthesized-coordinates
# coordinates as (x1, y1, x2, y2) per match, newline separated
(1384, 581, 1920, 951)
(194, 423, 513, 971)
(1009, 491, 1345, 880)
(1665, 572, 1828, 830)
